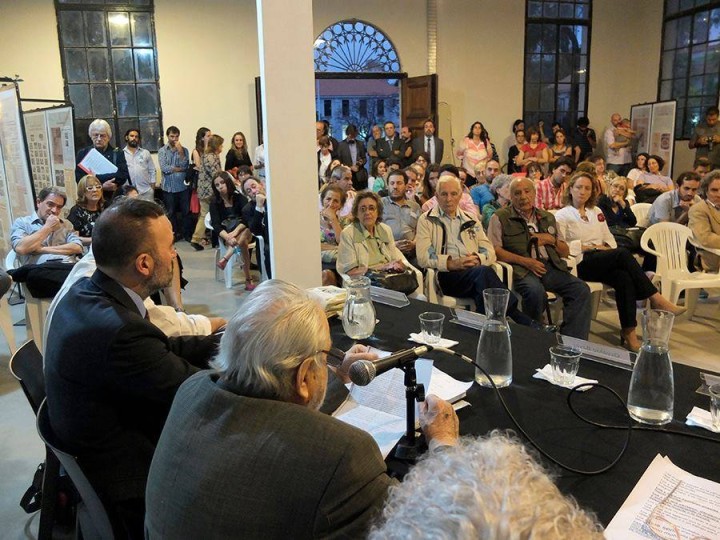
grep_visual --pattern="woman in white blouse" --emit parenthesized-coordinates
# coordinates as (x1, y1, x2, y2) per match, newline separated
(555, 172, 684, 352)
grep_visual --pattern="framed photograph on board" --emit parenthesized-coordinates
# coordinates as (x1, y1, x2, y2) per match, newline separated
(649, 100, 677, 176)
(630, 103, 652, 155)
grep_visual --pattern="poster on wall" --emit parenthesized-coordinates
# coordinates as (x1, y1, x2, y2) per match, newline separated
(0, 144, 13, 257)
(23, 110, 53, 191)
(43, 106, 76, 208)
(648, 100, 677, 176)
(0, 84, 35, 227)
(630, 103, 652, 155)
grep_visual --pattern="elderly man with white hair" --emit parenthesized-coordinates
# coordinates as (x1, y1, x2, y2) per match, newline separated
(74, 118, 130, 198)
(416, 175, 536, 326)
(146, 280, 459, 539)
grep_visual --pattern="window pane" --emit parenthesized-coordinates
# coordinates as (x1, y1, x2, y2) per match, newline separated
(131, 13, 153, 46)
(69, 84, 92, 117)
(87, 49, 109, 82)
(674, 47, 689, 78)
(559, 25, 579, 53)
(527, 24, 542, 54)
(673, 78, 687, 97)
(559, 2, 574, 18)
(84, 11, 107, 47)
(542, 25, 557, 52)
(704, 72, 719, 94)
(116, 84, 137, 117)
(691, 44, 707, 76)
(662, 49, 675, 79)
(660, 80, 673, 101)
(709, 8, 720, 41)
(60, 11, 84, 46)
(134, 49, 155, 81)
(108, 12, 131, 46)
(540, 84, 556, 111)
(541, 54, 556, 83)
(694, 11, 710, 44)
(664, 19, 677, 51)
(112, 49, 135, 81)
(526, 54, 541, 82)
(689, 75, 705, 96)
(65, 49, 88, 82)
(677, 16, 692, 47)
(557, 83, 571, 110)
(137, 84, 159, 115)
(528, 1, 543, 18)
(543, 2, 558, 18)
(575, 4, 589, 19)
(91, 84, 113, 117)
(706, 40, 720, 72)
(666, 0, 680, 16)
(680, 0, 695, 11)
(139, 117, 161, 151)
(525, 84, 540, 110)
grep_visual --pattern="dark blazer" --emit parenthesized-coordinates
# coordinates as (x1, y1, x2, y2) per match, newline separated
(376, 136, 403, 161)
(146, 371, 392, 539)
(75, 144, 130, 187)
(411, 135, 445, 164)
(337, 138, 369, 190)
(44, 270, 220, 503)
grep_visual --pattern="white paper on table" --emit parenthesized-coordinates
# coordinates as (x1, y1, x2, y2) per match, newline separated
(78, 148, 118, 176)
(426, 366, 473, 403)
(333, 399, 406, 458)
(605, 454, 720, 539)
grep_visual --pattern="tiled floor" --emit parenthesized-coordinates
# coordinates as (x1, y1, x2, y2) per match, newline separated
(0, 241, 718, 539)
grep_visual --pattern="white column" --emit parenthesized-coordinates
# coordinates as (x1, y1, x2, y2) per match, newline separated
(256, 0, 320, 287)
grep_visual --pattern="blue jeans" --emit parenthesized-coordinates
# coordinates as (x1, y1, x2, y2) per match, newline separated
(163, 189, 191, 238)
(513, 263, 591, 339)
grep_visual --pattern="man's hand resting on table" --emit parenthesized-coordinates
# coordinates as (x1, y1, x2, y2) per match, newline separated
(420, 394, 459, 450)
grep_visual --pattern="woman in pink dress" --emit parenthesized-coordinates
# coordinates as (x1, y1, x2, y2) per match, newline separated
(456, 121, 492, 180)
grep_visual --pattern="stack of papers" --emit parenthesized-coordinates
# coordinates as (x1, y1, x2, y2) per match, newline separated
(307, 286, 346, 318)
(78, 148, 118, 176)
(605, 454, 720, 539)
(334, 351, 473, 457)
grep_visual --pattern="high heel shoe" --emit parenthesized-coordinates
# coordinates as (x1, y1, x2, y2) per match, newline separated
(620, 335, 641, 353)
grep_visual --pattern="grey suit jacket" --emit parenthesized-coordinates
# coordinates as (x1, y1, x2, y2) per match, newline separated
(412, 135, 444, 164)
(146, 371, 393, 539)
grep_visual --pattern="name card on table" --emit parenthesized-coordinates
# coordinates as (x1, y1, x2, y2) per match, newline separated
(369, 286, 409, 308)
(559, 335, 635, 371)
(449, 308, 486, 331)
(697, 372, 720, 396)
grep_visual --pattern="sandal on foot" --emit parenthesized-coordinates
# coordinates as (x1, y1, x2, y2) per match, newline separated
(216, 258, 228, 270)
(245, 280, 257, 291)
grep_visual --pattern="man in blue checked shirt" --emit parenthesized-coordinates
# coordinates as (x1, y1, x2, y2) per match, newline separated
(158, 126, 191, 241)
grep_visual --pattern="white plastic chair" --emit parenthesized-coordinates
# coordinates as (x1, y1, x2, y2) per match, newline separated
(205, 213, 267, 289)
(424, 263, 511, 312)
(4, 251, 51, 352)
(631, 202, 652, 228)
(641, 222, 720, 319)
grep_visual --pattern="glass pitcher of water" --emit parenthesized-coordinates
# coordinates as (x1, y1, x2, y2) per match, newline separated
(627, 309, 675, 425)
(475, 288, 512, 388)
(342, 276, 376, 340)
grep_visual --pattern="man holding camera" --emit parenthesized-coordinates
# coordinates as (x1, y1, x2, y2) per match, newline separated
(690, 106, 720, 170)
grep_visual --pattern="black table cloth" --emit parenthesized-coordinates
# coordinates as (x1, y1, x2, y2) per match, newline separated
(329, 298, 720, 525)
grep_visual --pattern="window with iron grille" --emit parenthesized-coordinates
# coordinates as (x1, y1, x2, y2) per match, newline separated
(55, 0, 163, 151)
(659, 0, 720, 139)
(523, 0, 592, 130)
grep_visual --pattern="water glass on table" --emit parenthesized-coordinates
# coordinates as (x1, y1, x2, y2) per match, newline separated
(710, 384, 720, 430)
(419, 312, 445, 345)
(549, 346, 581, 386)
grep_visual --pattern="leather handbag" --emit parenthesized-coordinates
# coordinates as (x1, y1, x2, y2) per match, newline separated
(366, 268, 418, 294)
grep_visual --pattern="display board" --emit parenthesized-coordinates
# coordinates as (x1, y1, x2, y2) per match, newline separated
(0, 83, 35, 258)
(23, 105, 77, 210)
(630, 100, 677, 176)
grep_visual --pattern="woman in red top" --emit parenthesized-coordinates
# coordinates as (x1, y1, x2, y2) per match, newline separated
(517, 126, 549, 174)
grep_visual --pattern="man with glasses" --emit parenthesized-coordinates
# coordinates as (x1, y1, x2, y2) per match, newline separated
(146, 280, 458, 539)
(535, 157, 576, 211)
(75, 118, 130, 200)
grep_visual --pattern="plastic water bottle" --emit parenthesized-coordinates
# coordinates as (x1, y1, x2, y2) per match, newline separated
(475, 288, 512, 388)
(342, 276, 376, 340)
(627, 309, 675, 425)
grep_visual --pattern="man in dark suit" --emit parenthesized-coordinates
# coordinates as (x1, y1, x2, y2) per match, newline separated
(337, 124, 369, 190)
(146, 280, 459, 539)
(316, 119, 339, 159)
(412, 119, 445, 164)
(376, 121, 403, 162)
(44, 198, 220, 539)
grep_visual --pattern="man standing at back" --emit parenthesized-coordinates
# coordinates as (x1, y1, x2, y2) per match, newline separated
(158, 125, 191, 241)
(123, 128, 156, 201)
(689, 106, 720, 170)
(377, 121, 402, 162)
(75, 119, 129, 199)
(44, 198, 220, 538)
(604, 113, 632, 175)
(337, 124, 368, 190)
(412, 119, 444, 164)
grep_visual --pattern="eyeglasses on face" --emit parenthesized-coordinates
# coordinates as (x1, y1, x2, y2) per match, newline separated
(320, 347, 345, 368)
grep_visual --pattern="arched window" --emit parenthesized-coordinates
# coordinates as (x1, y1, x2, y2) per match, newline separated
(314, 20, 401, 74)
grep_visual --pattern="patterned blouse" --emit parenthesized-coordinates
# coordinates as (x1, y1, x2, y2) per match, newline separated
(67, 205, 102, 238)
(198, 153, 221, 200)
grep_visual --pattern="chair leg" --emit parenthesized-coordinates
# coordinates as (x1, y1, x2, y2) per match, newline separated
(24, 298, 45, 352)
(685, 289, 700, 320)
(0, 296, 16, 354)
(38, 450, 60, 540)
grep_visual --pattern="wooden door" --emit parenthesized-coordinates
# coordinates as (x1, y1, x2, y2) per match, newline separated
(401, 74, 438, 138)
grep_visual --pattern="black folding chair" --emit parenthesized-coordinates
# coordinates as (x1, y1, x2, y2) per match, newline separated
(9, 340, 58, 540)
(36, 399, 115, 540)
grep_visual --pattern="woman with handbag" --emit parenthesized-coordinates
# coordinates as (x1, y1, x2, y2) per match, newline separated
(210, 171, 255, 290)
(598, 177, 643, 253)
(190, 134, 223, 251)
(555, 172, 684, 352)
(337, 191, 421, 295)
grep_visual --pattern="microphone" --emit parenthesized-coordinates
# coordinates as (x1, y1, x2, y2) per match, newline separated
(349, 346, 432, 386)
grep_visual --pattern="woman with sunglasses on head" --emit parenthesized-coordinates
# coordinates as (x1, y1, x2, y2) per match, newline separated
(68, 175, 105, 246)
(555, 172, 685, 352)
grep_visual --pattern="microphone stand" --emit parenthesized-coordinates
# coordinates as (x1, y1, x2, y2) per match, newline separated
(393, 360, 426, 462)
